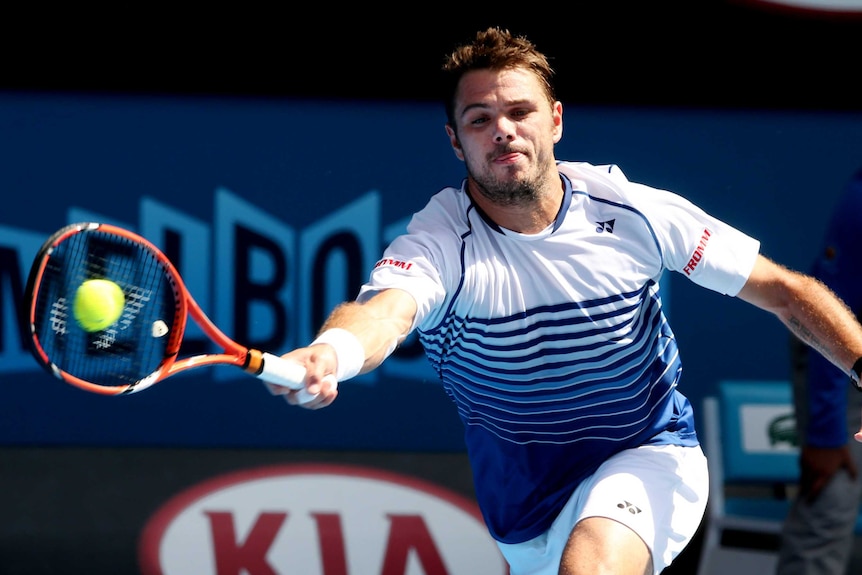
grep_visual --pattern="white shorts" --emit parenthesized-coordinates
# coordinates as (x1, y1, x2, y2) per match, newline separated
(496, 443, 709, 575)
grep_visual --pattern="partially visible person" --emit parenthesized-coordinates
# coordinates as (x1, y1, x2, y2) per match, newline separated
(777, 167, 862, 575)
(269, 28, 862, 575)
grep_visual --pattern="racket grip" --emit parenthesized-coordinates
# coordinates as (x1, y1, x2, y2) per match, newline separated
(257, 352, 337, 404)
(257, 352, 307, 389)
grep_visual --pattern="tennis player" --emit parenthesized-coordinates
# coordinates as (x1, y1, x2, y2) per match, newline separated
(271, 27, 862, 575)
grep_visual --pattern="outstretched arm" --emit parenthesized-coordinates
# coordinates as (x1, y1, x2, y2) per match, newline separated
(736, 254, 862, 440)
(271, 288, 418, 409)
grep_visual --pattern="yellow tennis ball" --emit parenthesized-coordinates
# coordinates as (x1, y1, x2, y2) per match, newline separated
(73, 279, 125, 332)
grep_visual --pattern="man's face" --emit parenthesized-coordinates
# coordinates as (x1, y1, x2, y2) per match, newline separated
(445, 67, 563, 205)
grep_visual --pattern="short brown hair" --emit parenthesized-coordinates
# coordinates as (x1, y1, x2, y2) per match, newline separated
(441, 27, 556, 127)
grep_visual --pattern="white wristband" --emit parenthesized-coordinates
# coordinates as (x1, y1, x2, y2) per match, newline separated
(311, 328, 365, 382)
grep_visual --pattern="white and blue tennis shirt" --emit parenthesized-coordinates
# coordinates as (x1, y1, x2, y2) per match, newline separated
(357, 161, 760, 544)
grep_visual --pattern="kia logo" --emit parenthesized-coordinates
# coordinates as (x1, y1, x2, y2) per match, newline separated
(138, 463, 508, 574)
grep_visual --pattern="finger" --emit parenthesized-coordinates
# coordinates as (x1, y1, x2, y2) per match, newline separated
(264, 382, 289, 396)
(290, 375, 339, 409)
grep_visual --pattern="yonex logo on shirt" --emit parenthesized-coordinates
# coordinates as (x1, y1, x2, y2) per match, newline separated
(595, 219, 615, 233)
(683, 228, 712, 276)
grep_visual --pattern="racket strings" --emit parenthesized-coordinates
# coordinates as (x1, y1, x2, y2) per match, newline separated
(32, 229, 183, 389)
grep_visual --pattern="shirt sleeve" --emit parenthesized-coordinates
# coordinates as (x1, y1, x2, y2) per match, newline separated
(604, 169, 761, 296)
(356, 188, 461, 332)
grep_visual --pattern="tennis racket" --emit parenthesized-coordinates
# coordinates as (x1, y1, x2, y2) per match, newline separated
(24, 221, 323, 401)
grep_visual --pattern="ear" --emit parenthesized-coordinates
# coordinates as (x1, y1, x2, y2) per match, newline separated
(445, 124, 465, 161)
(552, 101, 563, 144)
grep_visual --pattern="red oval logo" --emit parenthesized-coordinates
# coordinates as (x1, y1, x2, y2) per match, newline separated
(138, 463, 508, 574)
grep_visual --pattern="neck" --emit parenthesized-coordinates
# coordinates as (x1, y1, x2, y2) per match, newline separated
(467, 173, 563, 234)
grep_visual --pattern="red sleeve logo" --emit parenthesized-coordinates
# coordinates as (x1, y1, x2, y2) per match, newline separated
(374, 258, 413, 271)
(683, 229, 712, 276)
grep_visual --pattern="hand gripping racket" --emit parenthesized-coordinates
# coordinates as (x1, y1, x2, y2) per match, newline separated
(24, 222, 321, 400)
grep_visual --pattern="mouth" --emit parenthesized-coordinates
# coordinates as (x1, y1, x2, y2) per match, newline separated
(493, 151, 524, 164)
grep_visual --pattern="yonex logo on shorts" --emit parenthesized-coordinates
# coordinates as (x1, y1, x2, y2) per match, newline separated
(617, 500, 642, 514)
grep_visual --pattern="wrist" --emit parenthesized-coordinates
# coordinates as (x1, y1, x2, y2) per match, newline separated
(311, 328, 365, 382)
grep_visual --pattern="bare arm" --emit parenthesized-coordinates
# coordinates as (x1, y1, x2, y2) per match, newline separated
(737, 255, 862, 372)
(737, 255, 862, 441)
(272, 288, 418, 408)
(319, 288, 418, 373)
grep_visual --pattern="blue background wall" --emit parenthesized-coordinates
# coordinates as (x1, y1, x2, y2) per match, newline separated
(1, 92, 860, 452)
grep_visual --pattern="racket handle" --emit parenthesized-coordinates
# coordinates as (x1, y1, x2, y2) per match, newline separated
(257, 352, 338, 404)
(257, 352, 307, 389)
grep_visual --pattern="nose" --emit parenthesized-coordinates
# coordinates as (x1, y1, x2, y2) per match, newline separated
(493, 117, 516, 142)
